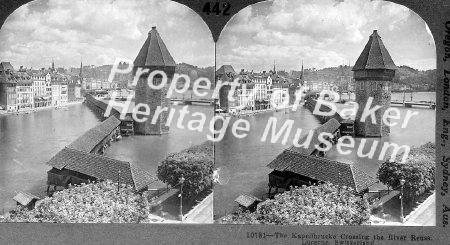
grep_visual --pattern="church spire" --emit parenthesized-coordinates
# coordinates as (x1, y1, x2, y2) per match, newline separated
(51, 58, 55, 72)
(79, 57, 83, 77)
(273, 60, 276, 74)
(300, 60, 304, 81)
(79, 57, 83, 84)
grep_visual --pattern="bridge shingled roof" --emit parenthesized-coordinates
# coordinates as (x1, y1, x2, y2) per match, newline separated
(68, 116, 121, 153)
(287, 118, 341, 155)
(267, 151, 376, 193)
(47, 147, 157, 191)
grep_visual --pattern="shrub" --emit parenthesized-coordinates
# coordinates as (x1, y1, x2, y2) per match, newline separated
(4, 180, 150, 223)
(218, 183, 371, 225)
(377, 142, 435, 205)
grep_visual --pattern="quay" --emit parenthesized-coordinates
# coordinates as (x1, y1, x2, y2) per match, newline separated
(391, 100, 436, 109)
(171, 98, 215, 105)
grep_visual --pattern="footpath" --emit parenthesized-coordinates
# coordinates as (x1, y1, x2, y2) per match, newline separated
(373, 193, 435, 226)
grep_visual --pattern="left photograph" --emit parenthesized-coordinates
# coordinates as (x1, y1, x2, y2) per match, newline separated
(0, 0, 214, 223)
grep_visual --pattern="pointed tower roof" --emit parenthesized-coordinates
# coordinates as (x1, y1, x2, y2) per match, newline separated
(134, 26, 176, 67)
(216, 65, 236, 76)
(300, 60, 304, 81)
(79, 58, 83, 76)
(352, 30, 397, 71)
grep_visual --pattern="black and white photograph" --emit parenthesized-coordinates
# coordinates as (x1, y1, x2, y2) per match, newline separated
(1, 0, 450, 243)
(0, 0, 215, 224)
(214, 0, 436, 226)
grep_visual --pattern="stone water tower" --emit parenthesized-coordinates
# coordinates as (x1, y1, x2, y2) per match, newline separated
(133, 26, 176, 135)
(353, 30, 397, 137)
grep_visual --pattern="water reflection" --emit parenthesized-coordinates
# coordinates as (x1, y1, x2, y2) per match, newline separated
(214, 95, 435, 217)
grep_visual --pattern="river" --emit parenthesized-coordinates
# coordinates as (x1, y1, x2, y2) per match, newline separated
(0, 91, 436, 218)
(213, 92, 436, 218)
(0, 102, 213, 215)
(0, 104, 100, 213)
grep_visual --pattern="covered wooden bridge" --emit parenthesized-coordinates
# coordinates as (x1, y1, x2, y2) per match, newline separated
(46, 147, 159, 193)
(68, 116, 121, 154)
(46, 116, 160, 194)
(267, 151, 376, 195)
(287, 118, 341, 157)
(266, 118, 376, 195)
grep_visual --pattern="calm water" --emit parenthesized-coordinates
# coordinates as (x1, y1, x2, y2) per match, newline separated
(0, 91, 436, 218)
(214, 95, 436, 218)
(0, 104, 100, 213)
(105, 105, 213, 177)
(0, 102, 213, 214)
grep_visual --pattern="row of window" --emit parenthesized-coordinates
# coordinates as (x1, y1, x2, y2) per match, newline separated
(355, 81, 390, 91)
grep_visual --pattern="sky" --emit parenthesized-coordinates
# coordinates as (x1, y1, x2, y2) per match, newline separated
(0, 0, 215, 69)
(217, 0, 436, 72)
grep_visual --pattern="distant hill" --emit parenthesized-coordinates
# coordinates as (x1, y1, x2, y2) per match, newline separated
(290, 65, 436, 91)
(67, 63, 215, 88)
(393, 65, 436, 91)
(175, 63, 215, 89)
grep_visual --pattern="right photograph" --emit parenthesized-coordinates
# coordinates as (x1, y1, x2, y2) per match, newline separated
(214, 0, 436, 226)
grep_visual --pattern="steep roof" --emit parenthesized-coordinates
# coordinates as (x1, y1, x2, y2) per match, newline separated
(0, 62, 14, 71)
(47, 147, 157, 191)
(267, 151, 376, 192)
(68, 116, 121, 153)
(0, 62, 16, 84)
(216, 65, 236, 76)
(134, 26, 176, 67)
(288, 118, 341, 155)
(13, 192, 40, 206)
(15, 71, 32, 85)
(352, 30, 397, 71)
(235, 194, 262, 208)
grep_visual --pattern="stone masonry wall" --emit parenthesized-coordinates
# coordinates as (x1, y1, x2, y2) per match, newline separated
(135, 75, 171, 135)
(355, 80, 391, 137)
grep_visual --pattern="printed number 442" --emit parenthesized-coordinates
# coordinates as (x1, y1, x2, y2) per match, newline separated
(203, 2, 231, 16)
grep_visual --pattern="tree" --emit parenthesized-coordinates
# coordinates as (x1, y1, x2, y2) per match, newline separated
(4, 180, 150, 223)
(377, 142, 435, 205)
(218, 183, 371, 225)
(157, 141, 213, 200)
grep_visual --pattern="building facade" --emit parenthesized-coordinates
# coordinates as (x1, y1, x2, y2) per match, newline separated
(31, 70, 49, 108)
(16, 71, 33, 110)
(0, 62, 17, 111)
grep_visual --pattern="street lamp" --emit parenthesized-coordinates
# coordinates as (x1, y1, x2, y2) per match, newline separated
(400, 178, 406, 223)
(117, 169, 121, 193)
(179, 175, 185, 222)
